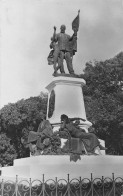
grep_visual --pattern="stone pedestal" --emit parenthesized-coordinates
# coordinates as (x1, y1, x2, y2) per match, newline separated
(1, 155, 123, 179)
(46, 76, 92, 129)
(45, 76, 105, 153)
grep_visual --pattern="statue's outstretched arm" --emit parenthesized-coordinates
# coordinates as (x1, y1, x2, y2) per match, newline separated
(52, 26, 57, 42)
(69, 117, 86, 122)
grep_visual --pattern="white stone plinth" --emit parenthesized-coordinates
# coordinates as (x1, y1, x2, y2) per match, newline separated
(1, 155, 123, 179)
(46, 77, 91, 128)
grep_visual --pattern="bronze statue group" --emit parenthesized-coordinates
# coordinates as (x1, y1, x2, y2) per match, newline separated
(47, 11, 80, 76)
(21, 113, 106, 161)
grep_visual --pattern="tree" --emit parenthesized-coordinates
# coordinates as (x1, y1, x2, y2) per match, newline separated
(0, 133, 17, 166)
(0, 95, 48, 162)
(82, 52, 123, 154)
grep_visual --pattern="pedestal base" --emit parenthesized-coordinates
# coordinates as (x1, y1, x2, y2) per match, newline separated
(1, 155, 123, 179)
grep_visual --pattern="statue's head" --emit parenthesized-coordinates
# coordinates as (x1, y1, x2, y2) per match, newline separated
(61, 114, 68, 122)
(39, 112, 45, 120)
(60, 25, 66, 33)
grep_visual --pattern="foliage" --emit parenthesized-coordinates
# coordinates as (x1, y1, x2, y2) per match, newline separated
(0, 133, 17, 166)
(82, 52, 123, 154)
(0, 95, 48, 165)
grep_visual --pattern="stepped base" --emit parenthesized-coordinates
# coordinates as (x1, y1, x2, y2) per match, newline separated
(1, 155, 123, 179)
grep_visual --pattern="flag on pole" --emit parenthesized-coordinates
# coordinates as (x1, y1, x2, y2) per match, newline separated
(72, 10, 80, 32)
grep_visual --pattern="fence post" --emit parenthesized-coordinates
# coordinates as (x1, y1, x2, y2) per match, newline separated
(112, 173, 115, 196)
(1, 179, 4, 196)
(91, 173, 93, 196)
(29, 178, 31, 196)
(67, 174, 70, 196)
(55, 177, 58, 196)
(79, 177, 82, 196)
(102, 176, 104, 196)
(42, 174, 45, 196)
(15, 175, 18, 196)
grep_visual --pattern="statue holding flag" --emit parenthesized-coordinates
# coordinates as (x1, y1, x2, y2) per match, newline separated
(47, 10, 80, 76)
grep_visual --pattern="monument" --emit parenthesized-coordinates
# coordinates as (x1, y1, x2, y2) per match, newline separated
(20, 10, 105, 158)
(2, 10, 123, 180)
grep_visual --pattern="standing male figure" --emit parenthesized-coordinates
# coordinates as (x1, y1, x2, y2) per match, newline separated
(54, 24, 76, 75)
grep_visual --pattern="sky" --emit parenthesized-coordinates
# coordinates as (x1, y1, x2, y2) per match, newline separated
(1, 0, 123, 108)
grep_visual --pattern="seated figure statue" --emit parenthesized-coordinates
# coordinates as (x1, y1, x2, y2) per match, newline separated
(21, 116, 53, 155)
(59, 114, 106, 156)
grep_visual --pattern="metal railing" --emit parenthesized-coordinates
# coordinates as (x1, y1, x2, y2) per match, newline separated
(0, 173, 123, 196)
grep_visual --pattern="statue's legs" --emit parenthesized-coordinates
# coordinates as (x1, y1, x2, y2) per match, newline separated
(53, 47, 60, 73)
(58, 51, 65, 73)
(65, 52, 74, 74)
(56, 57, 65, 73)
